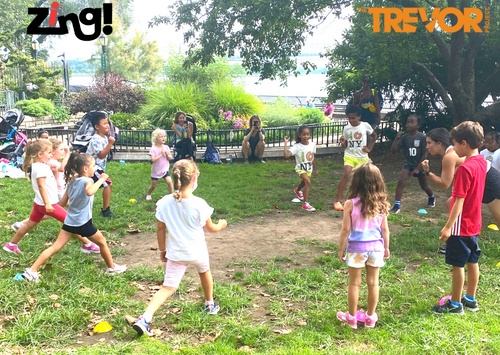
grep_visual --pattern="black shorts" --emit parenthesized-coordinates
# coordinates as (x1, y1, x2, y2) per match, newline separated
(483, 167, 500, 204)
(152, 171, 170, 181)
(403, 164, 425, 177)
(62, 219, 98, 238)
(91, 169, 112, 188)
(445, 235, 480, 267)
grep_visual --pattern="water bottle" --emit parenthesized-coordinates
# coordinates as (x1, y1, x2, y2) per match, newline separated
(226, 154, 233, 164)
(1, 164, 7, 173)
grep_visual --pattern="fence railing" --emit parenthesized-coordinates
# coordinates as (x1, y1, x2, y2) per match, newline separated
(21, 121, 400, 152)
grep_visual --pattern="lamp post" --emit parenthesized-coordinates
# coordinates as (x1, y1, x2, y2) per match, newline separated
(99, 33, 108, 87)
(31, 39, 39, 60)
(58, 52, 69, 101)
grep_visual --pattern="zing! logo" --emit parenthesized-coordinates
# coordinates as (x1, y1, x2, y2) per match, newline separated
(27, 1, 113, 41)
(358, 7, 490, 33)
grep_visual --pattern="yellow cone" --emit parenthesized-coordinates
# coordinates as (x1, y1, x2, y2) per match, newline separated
(488, 224, 499, 231)
(93, 321, 113, 333)
(129, 198, 137, 203)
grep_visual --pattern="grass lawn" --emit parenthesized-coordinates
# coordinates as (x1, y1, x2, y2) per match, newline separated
(1, 152, 500, 354)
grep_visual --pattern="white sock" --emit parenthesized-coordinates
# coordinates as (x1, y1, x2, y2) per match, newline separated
(205, 299, 214, 306)
(143, 312, 153, 323)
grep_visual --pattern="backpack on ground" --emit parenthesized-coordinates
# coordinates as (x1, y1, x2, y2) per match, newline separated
(202, 131, 221, 164)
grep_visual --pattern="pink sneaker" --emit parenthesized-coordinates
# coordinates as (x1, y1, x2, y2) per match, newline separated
(81, 242, 100, 254)
(302, 202, 316, 212)
(336, 311, 357, 329)
(364, 312, 378, 328)
(294, 188, 304, 201)
(3, 243, 22, 254)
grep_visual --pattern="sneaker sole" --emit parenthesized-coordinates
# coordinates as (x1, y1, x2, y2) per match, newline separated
(81, 249, 100, 254)
(3, 246, 22, 254)
(464, 305, 479, 312)
(132, 324, 152, 336)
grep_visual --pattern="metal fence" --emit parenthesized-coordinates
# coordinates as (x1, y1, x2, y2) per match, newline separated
(21, 121, 400, 153)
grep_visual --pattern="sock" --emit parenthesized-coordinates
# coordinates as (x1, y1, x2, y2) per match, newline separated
(394, 200, 401, 207)
(464, 294, 475, 301)
(143, 312, 153, 323)
(450, 300, 461, 307)
(8, 242, 17, 247)
(205, 299, 214, 306)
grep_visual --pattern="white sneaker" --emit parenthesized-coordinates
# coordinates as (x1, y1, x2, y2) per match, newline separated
(302, 202, 316, 212)
(106, 264, 127, 275)
(11, 221, 23, 232)
(146, 195, 152, 201)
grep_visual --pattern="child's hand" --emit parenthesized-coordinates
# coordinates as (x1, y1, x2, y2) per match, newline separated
(362, 146, 371, 153)
(218, 219, 228, 230)
(395, 131, 404, 139)
(338, 250, 346, 263)
(339, 136, 346, 145)
(108, 136, 116, 145)
(45, 204, 54, 213)
(160, 251, 167, 263)
(284, 136, 289, 144)
(439, 226, 451, 241)
(99, 173, 109, 181)
(384, 248, 390, 259)
(312, 168, 318, 177)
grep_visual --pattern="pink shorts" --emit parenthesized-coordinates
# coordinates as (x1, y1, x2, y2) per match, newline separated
(163, 258, 210, 288)
(29, 202, 67, 223)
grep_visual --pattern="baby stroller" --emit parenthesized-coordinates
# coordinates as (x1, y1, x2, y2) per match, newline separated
(72, 111, 118, 159)
(0, 109, 28, 165)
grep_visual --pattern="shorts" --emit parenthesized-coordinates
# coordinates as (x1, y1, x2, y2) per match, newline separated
(445, 235, 480, 267)
(345, 251, 385, 268)
(483, 167, 500, 204)
(163, 257, 210, 288)
(152, 171, 170, 181)
(403, 164, 425, 177)
(344, 156, 371, 168)
(62, 219, 98, 238)
(296, 170, 312, 177)
(91, 169, 112, 188)
(29, 202, 67, 223)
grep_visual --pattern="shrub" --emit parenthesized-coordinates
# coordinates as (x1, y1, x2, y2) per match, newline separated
(296, 107, 327, 124)
(15, 98, 54, 117)
(67, 73, 146, 114)
(51, 105, 70, 122)
(110, 112, 153, 130)
(210, 81, 263, 118)
(261, 98, 300, 127)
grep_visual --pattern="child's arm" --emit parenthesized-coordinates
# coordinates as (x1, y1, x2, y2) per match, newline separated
(37, 177, 54, 213)
(283, 137, 293, 159)
(381, 214, 390, 259)
(337, 199, 353, 262)
(85, 174, 108, 196)
(363, 130, 378, 153)
(204, 218, 228, 232)
(95, 136, 115, 159)
(312, 156, 318, 177)
(150, 151, 164, 163)
(59, 190, 69, 207)
(156, 220, 168, 262)
(60, 145, 70, 172)
(165, 147, 173, 161)
(440, 197, 464, 241)
(391, 131, 404, 154)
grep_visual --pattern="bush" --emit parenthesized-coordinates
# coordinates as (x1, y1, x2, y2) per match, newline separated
(52, 105, 70, 122)
(296, 107, 327, 124)
(15, 98, 54, 117)
(261, 98, 300, 127)
(67, 73, 146, 114)
(110, 112, 153, 130)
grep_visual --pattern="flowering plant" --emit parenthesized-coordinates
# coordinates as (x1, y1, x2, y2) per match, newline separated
(216, 109, 247, 129)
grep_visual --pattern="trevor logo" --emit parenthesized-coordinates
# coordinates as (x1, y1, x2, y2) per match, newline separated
(27, 1, 112, 41)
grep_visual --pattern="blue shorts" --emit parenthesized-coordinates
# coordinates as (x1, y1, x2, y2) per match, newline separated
(445, 235, 480, 267)
(152, 171, 170, 181)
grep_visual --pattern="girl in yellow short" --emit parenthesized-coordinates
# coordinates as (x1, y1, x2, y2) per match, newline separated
(333, 105, 378, 211)
(284, 126, 318, 212)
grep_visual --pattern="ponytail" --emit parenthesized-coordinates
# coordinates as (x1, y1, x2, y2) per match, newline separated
(171, 159, 199, 202)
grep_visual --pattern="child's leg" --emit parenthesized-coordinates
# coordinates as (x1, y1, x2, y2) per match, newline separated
(199, 270, 215, 301)
(395, 169, 411, 202)
(164, 176, 174, 194)
(74, 235, 93, 245)
(417, 173, 434, 196)
(465, 262, 479, 298)
(347, 266, 363, 316)
(147, 179, 159, 196)
(88, 231, 115, 269)
(487, 199, 500, 226)
(10, 220, 38, 244)
(143, 286, 177, 318)
(30, 230, 72, 272)
(451, 266, 465, 303)
(365, 266, 380, 316)
(299, 174, 311, 202)
(335, 165, 353, 202)
(102, 184, 112, 210)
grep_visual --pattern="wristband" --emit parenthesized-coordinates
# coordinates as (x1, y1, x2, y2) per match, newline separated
(159, 249, 166, 253)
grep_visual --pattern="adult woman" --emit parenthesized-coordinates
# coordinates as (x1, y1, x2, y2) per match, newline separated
(241, 115, 266, 163)
(422, 127, 500, 232)
(172, 111, 194, 160)
(351, 76, 381, 128)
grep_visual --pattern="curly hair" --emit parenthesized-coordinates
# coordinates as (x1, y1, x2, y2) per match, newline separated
(151, 129, 166, 146)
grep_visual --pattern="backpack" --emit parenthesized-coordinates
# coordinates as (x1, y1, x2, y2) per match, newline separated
(202, 131, 221, 164)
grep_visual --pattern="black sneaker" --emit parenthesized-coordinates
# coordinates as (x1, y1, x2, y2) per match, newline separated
(389, 205, 401, 214)
(438, 246, 446, 254)
(101, 207, 115, 218)
(432, 300, 464, 315)
(461, 296, 479, 312)
(427, 196, 436, 207)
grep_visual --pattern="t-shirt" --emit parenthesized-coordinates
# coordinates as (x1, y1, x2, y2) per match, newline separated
(31, 162, 59, 206)
(155, 194, 214, 261)
(450, 155, 487, 237)
(64, 177, 93, 226)
(342, 122, 374, 159)
(346, 197, 385, 253)
(397, 132, 427, 167)
(149, 145, 171, 178)
(480, 149, 500, 171)
(86, 134, 109, 171)
(288, 141, 317, 173)
(244, 128, 266, 149)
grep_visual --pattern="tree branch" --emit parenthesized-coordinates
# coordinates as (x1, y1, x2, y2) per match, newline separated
(474, 100, 500, 123)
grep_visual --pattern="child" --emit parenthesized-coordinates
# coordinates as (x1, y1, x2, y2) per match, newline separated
(146, 129, 174, 200)
(480, 131, 500, 171)
(86, 111, 115, 217)
(283, 126, 318, 212)
(333, 106, 378, 211)
(14, 151, 126, 282)
(389, 114, 435, 213)
(337, 163, 390, 329)
(432, 121, 486, 314)
(37, 129, 49, 139)
(133, 159, 227, 336)
(3, 140, 99, 255)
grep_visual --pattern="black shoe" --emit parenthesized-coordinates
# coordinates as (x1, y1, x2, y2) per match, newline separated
(461, 296, 479, 312)
(101, 207, 115, 218)
(427, 196, 436, 207)
(389, 205, 401, 214)
(438, 246, 446, 254)
(432, 300, 464, 315)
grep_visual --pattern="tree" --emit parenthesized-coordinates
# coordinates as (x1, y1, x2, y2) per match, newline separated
(154, 0, 499, 126)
